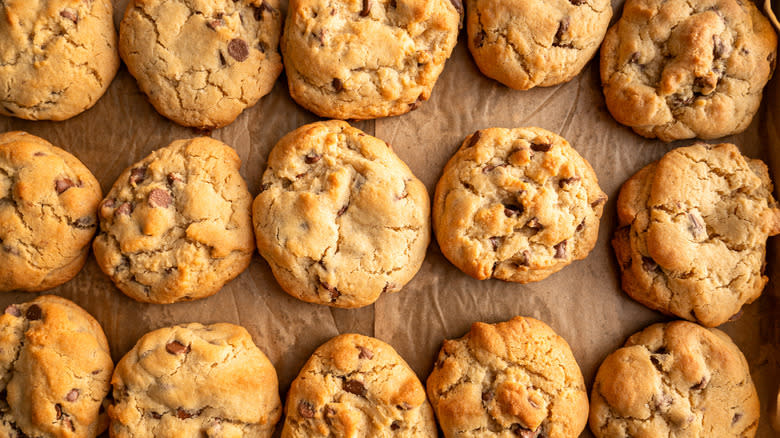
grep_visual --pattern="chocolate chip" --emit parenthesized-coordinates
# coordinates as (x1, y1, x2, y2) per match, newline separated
(713, 35, 726, 59)
(641, 256, 658, 272)
(655, 392, 673, 409)
(575, 220, 585, 232)
(732, 412, 742, 424)
(688, 213, 705, 237)
(298, 400, 316, 418)
(33, 151, 46, 156)
(490, 236, 501, 250)
(165, 341, 190, 355)
(4, 305, 20, 317)
(65, 389, 79, 402)
(343, 379, 366, 397)
(60, 9, 78, 23)
(481, 391, 494, 402)
(467, 131, 482, 148)
(176, 408, 193, 419)
(228, 38, 249, 61)
(504, 204, 523, 217)
(517, 250, 531, 267)
(207, 18, 224, 29)
(448, 0, 463, 14)
(360, 0, 370, 16)
(219, 51, 227, 66)
(569, 0, 585, 4)
(558, 176, 580, 188)
(116, 202, 133, 216)
(358, 346, 373, 359)
(668, 93, 694, 109)
(324, 406, 336, 419)
(391, 420, 401, 430)
(151, 412, 162, 419)
(55, 403, 63, 419)
(55, 178, 75, 194)
(591, 195, 607, 208)
(554, 241, 567, 259)
(322, 282, 340, 301)
(254, 2, 275, 20)
(511, 424, 539, 438)
(167, 173, 181, 185)
(63, 417, 74, 432)
(305, 153, 322, 164)
(259, 182, 272, 193)
(691, 376, 708, 390)
(73, 216, 95, 229)
(332, 78, 343, 92)
(531, 142, 551, 152)
(526, 217, 543, 230)
(148, 188, 172, 208)
(553, 18, 570, 47)
(337, 204, 349, 216)
(649, 353, 668, 371)
(473, 30, 486, 48)
(25, 304, 42, 321)
(408, 94, 423, 111)
(629, 51, 640, 64)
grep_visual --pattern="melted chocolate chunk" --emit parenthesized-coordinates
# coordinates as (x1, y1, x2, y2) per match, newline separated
(228, 39, 249, 61)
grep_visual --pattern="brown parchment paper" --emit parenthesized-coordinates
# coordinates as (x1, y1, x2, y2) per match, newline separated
(0, 0, 778, 436)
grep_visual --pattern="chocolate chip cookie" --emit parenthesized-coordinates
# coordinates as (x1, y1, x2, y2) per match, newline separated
(108, 322, 281, 437)
(0, 0, 119, 121)
(0, 295, 114, 438)
(93, 137, 255, 304)
(601, 0, 778, 141)
(433, 127, 606, 282)
(0, 131, 102, 292)
(119, 0, 283, 129)
(590, 321, 760, 438)
(282, 333, 436, 437)
(613, 143, 780, 327)
(468, 0, 611, 90)
(253, 120, 430, 308)
(427, 316, 589, 438)
(281, 0, 461, 119)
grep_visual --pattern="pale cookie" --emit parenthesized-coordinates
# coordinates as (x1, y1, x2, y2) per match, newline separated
(0, 131, 102, 292)
(282, 333, 436, 437)
(253, 120, 430, 308)
(590, 321, 760, 438)
(0, 295, 113, 438)
(613, 143, 780, 327)
(119, 0, 283, 129)
(0, 0, 119, 121)
(108, 323, 281, 438)
(433, 127, 606, 282)
(281, 0, 461, 119)
(427, 316, 589, 438)
(93, 137, 254, 304)
(468, 0, 611, 90)
(600, 0, 778, 141)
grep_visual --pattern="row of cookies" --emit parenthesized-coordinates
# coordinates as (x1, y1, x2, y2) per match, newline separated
(0, 294, 760, 437)
(2, 0, 776, 141)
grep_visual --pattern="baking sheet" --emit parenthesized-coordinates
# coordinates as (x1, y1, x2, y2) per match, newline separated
(0, 0, 778, 436)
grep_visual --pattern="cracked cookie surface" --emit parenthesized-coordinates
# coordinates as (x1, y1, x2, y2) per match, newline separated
(0, 295, 114, 438)
(253, 120, 430, 308)
(119, 0, 283, 129)
(93, 137, 254, 304)
(589, 321, 759, 438)
(282, 333, 436, 437)
(0, 131, 102, 292)
(612, 143, 780, 327)
(433, 127, 606, 282)
(281, 0, 461, 119)
(467, 0, 611, 90)
(108, 322, 281, 438)
(426, 316, 589, 438)
(600, 0, 777, 141)
(0, 0, 119, 121)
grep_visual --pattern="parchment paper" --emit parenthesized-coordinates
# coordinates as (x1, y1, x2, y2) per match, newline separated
(0, 0, 778, 436)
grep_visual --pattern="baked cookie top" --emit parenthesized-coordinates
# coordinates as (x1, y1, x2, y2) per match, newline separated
(0, 295, 113, 438)
(590, 321, 759, 438)
(0, 0, 119, 121)
(281, 0, 461, 119)
(613, 143, 780, 327)
(600, 0, 777, 141)
(281, 333, 436, 437)
(108, 322, 281, 438)
(426, 316, 589, 438)
(93, 137, 254, 304)
(467, 0, 611, 90)
(253, 120, 430, 308)
(119, 0, 283, 129)
(0, 131, 102, 292)
(433, 127, 606, 282)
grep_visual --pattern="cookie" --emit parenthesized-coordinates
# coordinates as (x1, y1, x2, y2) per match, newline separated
(467, 0, 611, 90)
(281, 0, 461, 120)
(253, 120, 430, 308)
(600, 0, 778, 141)
(589, 321, 760, 438)
(119, 0, 283, 129)
(93, 137, 254, 304)
(281, 333, 436, 437)
(613, 143, 780, 327)
(433, 127, 606, 282)
(0, 295, 114, 438)
(427, 316, 588, 438)
(0, 132, 102, 292)
(0, 0, 119, 121)
(108, 322, 281, 437)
